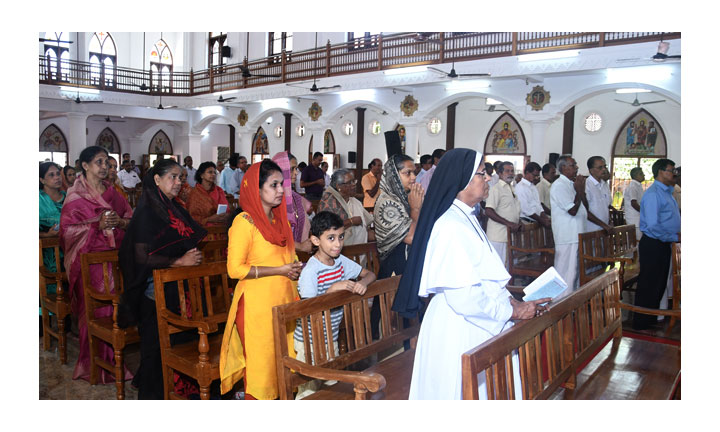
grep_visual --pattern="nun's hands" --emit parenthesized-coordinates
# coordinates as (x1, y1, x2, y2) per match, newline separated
(509, 296, 551, 320)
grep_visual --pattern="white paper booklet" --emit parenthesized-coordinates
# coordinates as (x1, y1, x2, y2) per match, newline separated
(522, 266, 569, 303)
(216, 204, 227, 214)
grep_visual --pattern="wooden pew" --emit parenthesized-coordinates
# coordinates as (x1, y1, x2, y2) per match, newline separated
(619, 242, 681, 333)
(80, 250, 140, 399)
(152, 261, 232, 399)
(461, 269, 680, 399)
(610, 208, 626, 226)
(578, 224, 639, 291)
(297, 242, 379, 275)
(272, 275, 419, 400)
(506, 222, 555, 284)
(39, 236, 71, 364)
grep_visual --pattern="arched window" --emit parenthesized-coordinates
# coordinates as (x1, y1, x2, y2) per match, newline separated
(39, 124, 68, 166)
(150, 39, 173, 92)
(322, 129, 338, 174)
(42, 32, 71, 81)
(483, 113, 527, 175)
(95, 127, 122, 162)
(209, 32, 227, 71)
(610, 109, 668, 208)
(148, 130, 173, 167)
(89, 32, 117, 87)
(251, 127, 270, 163)
(269, 32, 293, 64)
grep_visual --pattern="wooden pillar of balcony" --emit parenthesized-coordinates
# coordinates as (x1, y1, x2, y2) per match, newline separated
(242, 57, 248, 89)
(378, 34, 383, 70)
(512, 32, 518, 56)
(599, 32, 606, 47)
(439, 32, 445, 64)
(100, 63, 105, 90)
(189, 69, 194, 95)
(229, 124, 236, 155)
(284, 113, 292, 152)
(562, 106, 575, 155)
(446, 102, 458, 150)
(355, 107, 366, 193)
(281, 50, 287, 83)
(326, 41, 331, 77)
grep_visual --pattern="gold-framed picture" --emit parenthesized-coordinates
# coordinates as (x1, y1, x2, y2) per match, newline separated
(526, 85, 550, 111)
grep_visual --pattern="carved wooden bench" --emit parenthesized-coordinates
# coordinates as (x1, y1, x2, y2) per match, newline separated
(579, 224, 639, 292)
(272, 275, 419, 400)
(507, 221, 554, 284)
(39, 236, 71, 364)
(461, 270, 680, 399)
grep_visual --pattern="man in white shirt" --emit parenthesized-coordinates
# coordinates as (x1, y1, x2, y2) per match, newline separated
(485, 161, 521, 268)
(584, 156, 613, 234)
(417, 148, 445, 192)
(415, 154, 433, 185)
(218, 153, 239, 195)
(515, 162, 551, 228)
(295, 162, 306, 193)
(623, 167, 645, 240)
(183, 156, 197, 187)
(536, 163, 556, 215)
(118, 160, 142, 191)
(550, 155, 587, 290)
(231, 156, 248, 198)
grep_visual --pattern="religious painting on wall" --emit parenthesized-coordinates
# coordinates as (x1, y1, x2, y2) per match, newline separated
(613, 109, 667, 157)
(400, 95, 418, 117)
(526, 85, 550, 111)
(40, 124, 67, 152)
(251, 126, 269, 163)
(149, 130, 172, 155)
(394, 124, 407, 154)
(309, 102, 322, 121)
(95, 127, 121, 155)
(484, 113, 526, 155)
(237, 109, 248, 126)
(323, 129, 336, 154)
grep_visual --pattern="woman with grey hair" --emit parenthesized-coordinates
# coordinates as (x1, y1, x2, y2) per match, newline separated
(318, 168, 374, 246)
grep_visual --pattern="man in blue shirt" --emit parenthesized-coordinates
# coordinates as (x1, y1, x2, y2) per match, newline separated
(633, 158, 680, 330)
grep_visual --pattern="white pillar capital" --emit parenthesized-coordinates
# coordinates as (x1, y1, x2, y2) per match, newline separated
(529, 120, 551, 164)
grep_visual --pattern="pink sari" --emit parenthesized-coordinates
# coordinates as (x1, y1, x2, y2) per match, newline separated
(59, 174, 133, 383)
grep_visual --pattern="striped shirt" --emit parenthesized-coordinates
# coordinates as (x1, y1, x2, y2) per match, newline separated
(294, 254, 362, 344)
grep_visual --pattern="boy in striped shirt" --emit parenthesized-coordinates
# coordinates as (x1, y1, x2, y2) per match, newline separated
(294, 211, 376, 397)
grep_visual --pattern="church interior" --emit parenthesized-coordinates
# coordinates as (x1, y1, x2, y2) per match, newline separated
(34, 29, 690, 410)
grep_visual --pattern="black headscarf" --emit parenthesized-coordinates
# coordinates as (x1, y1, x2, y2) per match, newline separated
(391, 148, 480, 318)
(117, 161, 207, 328)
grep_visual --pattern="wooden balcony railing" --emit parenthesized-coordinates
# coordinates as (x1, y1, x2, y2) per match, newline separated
(40, 32, 679, 97)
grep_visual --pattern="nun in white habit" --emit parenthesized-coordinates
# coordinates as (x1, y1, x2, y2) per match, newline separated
(392, 148, 549, 400)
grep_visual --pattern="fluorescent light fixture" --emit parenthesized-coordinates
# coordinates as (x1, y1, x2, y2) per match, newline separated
(606, 66, 673, 83)
(383, 66, 428, 75)
(486, 97, 503, 105)
(60, 86, 99, 94)
(338, 88, 377, 104)
(615, 88, 652, 94)
(518, 50, 580, 62)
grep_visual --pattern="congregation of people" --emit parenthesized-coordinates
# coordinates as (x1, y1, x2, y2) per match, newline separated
(40, 141, 680, 400)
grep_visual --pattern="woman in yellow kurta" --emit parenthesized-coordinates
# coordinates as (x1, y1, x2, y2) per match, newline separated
(220, 159, 304, 399)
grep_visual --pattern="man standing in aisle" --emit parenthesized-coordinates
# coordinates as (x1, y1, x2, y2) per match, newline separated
(550, 155, 587, 290)
(623, 167, 645, 240)
(362, 158, 383, 208)
(184, 155, 197, 187)
(219, 153, 240, 195)
(633, 159, 680, 331)
(232, 155, 248, 199)
(485, 161, 522, 268)
(301, 152, 326, 200)
(584, 156, 613, 234)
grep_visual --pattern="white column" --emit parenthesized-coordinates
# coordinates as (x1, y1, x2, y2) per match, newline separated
(66, 112, 89, 163)
(126, 137, 144, 161)
(237, 130, 251, 158)
(402, 123, 420, 163)
(529, 120, 550, 164)
(187, 134, 203, 162)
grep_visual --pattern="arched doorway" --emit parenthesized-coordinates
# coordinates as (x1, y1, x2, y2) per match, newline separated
(39, 124, 68, 166)
(483, 113, 528, 175)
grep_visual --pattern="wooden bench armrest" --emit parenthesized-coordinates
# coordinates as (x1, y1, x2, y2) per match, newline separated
(282, 357, 387, 394)
(580, 255, 632, 265)
(619, 302, 681, 318)
(510, 247, 554, 254)
(159, 310, 222, 334)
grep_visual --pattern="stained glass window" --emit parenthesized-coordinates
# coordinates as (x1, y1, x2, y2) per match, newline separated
(89, 32, 117, 86)
(296, 124, 305, 137)
(269, 32, 293, 63)
(150, 40, 173, 92)
(39, 124, 68, 164)
(342, 121, 354, 136)
(370, 121, 382, 135)
(428, 118, 442, 134)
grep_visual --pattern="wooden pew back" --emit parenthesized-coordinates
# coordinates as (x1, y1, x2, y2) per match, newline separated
(297, 242, 380, 275)
(507, 222, 555, 282)
(273, 275, 418, 399)
(579, 224, 638, 288)
(461, 270, 622, 400)
(39, 236, 71, 364)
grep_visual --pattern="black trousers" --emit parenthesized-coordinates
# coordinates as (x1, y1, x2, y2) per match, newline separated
(632, 235, 672, 330)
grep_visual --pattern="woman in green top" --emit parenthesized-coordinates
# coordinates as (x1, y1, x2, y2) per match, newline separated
(40, 162, 66, 283)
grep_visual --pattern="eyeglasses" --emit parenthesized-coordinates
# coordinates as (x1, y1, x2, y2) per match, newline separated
(341, 180, 358, 186)
(662, 168, 679, 174)
(474, 170, 487, 177)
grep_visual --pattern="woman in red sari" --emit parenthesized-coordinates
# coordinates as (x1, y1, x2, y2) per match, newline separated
(59, 146, 133, 383)
(186, 161, 231, 226)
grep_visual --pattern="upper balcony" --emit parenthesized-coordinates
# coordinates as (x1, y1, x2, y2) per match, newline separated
(39, 32, 680, 98)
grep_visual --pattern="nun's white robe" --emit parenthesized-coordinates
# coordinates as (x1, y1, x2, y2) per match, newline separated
(409, 199, 522, 400)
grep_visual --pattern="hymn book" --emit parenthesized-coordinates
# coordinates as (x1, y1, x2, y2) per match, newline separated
(522, 266, 569, 304)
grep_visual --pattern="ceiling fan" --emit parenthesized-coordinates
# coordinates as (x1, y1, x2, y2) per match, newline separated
(154, 87, 177, 110)
(286, 32, 342, 93)
(652, 40, 681, 61)
(615, 93, 665, 107)
(92, 116, 126, 123)
(217, 95, 237, 102)
(239, 65, 280, 79)
(428, 61, 490, 79)
(66, 89, 103, 104)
